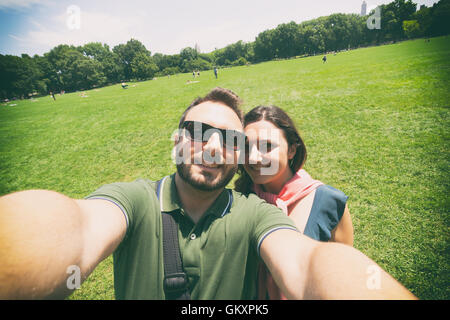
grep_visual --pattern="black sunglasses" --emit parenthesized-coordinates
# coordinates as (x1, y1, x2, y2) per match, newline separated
(181, 121, 247, 151)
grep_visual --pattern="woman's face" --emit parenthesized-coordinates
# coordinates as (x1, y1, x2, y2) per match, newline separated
(243, 120, 295, 186)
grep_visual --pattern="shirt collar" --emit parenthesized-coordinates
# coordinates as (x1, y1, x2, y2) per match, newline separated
(158, 173, 233, 218)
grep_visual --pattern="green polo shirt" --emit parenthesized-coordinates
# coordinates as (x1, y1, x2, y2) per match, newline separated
(86, 174, 297, 299)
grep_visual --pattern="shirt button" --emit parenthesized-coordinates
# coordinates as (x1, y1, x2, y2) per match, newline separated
(190, 233, 197, 240)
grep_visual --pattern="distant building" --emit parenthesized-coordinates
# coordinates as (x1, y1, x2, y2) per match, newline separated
(361, 1, 367, 16)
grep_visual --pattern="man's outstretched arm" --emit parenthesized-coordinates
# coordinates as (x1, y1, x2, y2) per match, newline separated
(0, 190, 126, 299)
(260, 229, 417, 299)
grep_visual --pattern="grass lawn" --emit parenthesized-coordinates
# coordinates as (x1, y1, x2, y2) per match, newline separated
(0, 36, 449, 300)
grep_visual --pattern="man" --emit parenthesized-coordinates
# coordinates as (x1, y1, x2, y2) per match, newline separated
(0, 87, 416, 300)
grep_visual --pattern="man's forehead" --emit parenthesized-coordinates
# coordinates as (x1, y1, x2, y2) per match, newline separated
(184, 101, 243, 130)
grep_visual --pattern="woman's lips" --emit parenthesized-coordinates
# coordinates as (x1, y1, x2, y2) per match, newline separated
(247, 164, 271, 171)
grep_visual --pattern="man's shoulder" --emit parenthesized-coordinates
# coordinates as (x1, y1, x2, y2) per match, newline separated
(92, 177, 155, 190)
(230, 189, 282, 214)
(86, 178, 163, 242)
(231, 189, 266, 205)
(85, 178, 160, 203)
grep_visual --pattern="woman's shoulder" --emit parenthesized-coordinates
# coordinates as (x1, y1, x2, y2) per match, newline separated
(303, 185, 348, 241)
(312, 185, 348, 215)
(315, 185, 348, 202)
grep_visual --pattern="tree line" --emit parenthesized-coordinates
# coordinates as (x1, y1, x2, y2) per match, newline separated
(1, 0, 448, 100)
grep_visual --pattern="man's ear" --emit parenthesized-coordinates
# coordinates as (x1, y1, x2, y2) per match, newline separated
(171, 131, 185, 164)
(173, 133, 181, 146)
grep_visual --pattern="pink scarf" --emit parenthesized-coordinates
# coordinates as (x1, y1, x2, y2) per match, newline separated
(253, 169, 324, 215)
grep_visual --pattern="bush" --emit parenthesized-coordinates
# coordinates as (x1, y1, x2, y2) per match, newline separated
(183, 58, 212, 72)
(231, 57, 248, 66)
(403, 20, 422, 39)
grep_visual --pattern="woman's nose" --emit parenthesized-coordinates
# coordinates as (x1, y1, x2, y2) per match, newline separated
(248, 143, 262, 164)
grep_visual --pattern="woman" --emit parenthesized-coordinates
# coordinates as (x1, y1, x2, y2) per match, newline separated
(235, 105, 354, 300)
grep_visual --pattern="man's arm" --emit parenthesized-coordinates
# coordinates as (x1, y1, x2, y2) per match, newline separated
(0, 190, 126, 299)
(260, 229, 417, 299)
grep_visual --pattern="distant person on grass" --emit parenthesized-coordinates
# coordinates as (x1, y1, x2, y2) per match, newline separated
(322, 55, 327, 63)
(214, 67, 218, 79)
(0, 87, 416, 300)
(235, 105, 354, 299)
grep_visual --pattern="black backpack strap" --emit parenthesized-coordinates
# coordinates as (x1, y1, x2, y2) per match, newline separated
(156, 178, 191, 300)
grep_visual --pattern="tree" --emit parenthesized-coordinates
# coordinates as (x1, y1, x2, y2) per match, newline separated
(380, 0, 417, 40)
(183, 58, 212, 72)
(113, 39, 151, 80)
(254, 29, 277, 61)
(130, 52, 158, 80)
(180, 47, 198, 61)
(40, 44, 107, 92)
(428, 0, 450, 36)
(157, 66, 180, 76)
(403, 20, 422, 38)
(80, 42, 124, 83)
(413, 5, 433, 36)
(231, 57, 248, 66)
(70, 58, 106, 89)
(0, 55, 37, 99)
(272, 22, 301, 58)
(179, 47, 213, 72)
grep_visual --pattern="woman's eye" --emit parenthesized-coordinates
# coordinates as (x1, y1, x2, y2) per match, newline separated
(246, 141, 256, 150)
(258, 141, 272, 153)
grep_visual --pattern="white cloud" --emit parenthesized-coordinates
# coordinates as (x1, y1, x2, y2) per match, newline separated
(13, 9, 152, 54)
(8, 34, 25, 41)
(0, 0, 53, 10)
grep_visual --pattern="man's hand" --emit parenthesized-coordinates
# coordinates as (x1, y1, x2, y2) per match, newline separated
(0, 190, 126, 299)
(260, 229, 417, 299)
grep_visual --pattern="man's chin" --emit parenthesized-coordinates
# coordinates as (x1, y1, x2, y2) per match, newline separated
(177, 163, 237, 192)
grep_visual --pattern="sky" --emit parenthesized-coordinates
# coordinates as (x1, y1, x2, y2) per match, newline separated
(0, 0, 441, 57)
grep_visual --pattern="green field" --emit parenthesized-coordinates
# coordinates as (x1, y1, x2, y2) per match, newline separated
(1, 36, 449, 300)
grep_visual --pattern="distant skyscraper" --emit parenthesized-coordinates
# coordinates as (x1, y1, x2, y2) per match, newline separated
(361, 1, 367, 16)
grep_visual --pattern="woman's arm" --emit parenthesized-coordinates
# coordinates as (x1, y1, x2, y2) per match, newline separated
(330, 204, 354, 246)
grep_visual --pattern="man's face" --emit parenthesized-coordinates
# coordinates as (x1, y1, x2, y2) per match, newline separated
(175, 101, 244, 191)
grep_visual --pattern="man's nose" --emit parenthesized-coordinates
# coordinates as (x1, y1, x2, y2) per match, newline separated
(203, 131, 224, 162)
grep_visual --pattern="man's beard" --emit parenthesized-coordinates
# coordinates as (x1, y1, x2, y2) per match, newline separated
(176, 163, 238, 191)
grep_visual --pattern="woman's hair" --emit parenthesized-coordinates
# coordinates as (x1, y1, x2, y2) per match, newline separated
(234, 105, 307, 195)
